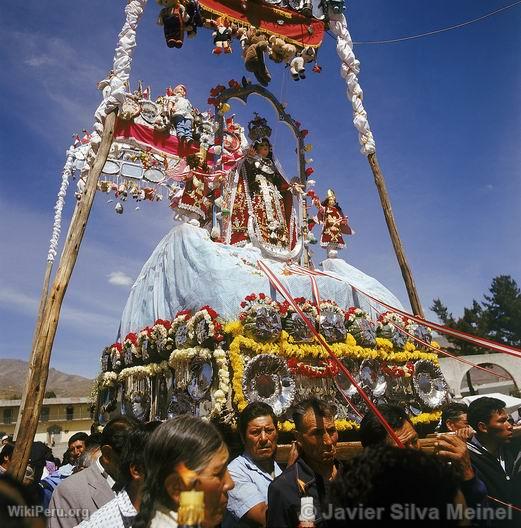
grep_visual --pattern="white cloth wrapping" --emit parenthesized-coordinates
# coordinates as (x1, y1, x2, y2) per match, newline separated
(118, 223, 403, 336)
(329, 13, 376, 156)
(79, 0, 147, 185)
(47, 147, 74, 262)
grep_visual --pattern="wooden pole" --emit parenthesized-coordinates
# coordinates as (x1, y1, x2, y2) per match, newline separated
(9, 112, 116, 481)
(12, 261, 53, 441)
(367, 152, 424, 317)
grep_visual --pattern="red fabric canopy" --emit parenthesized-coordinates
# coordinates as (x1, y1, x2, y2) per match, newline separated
(200, 0, 325, 48)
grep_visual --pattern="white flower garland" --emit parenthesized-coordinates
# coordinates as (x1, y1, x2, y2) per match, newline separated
(212, 347, 230, 415)
(118, 361, 170, 382)
(187, 309, 217, 341)
(329, 12, 376, 156)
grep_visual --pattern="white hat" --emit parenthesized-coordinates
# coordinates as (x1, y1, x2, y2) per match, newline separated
(1, 435, 9, 441)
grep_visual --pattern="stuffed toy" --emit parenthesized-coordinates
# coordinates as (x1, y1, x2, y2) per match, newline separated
(289, 46, 316, 80)
(184, 0, 203, 38)
(267, 35, 296, 64)
(212, 17, 233, 54)
(157, 0, 188, 49)
(237, 27, 271, 86)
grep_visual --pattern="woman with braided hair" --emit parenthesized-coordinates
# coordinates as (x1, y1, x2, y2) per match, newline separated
(132, 415, 234, 528)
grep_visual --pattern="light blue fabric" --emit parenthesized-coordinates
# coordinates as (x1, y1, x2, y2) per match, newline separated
(223, 453, 282, 528)
(118, 223, 404, 336)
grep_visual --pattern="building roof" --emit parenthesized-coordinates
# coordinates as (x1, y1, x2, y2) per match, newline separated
(0, 397, 91, 408)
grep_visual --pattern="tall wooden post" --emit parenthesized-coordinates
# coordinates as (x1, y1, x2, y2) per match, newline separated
(9, 112, 117, 481)
(367, 152, 424, 317)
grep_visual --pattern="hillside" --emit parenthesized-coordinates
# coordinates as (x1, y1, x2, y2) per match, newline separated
(0, 359, 93, 400)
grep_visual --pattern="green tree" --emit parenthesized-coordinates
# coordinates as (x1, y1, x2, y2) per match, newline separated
(431, 275, 521, 355)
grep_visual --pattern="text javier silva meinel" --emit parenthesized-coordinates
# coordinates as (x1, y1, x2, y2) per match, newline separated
(322, 503, 512, 522)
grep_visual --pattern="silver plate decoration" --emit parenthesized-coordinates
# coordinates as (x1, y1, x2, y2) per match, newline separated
(167, 391, 194, 418)
(110, 350, 123, 372)
(140, 100, 159, 125)
(282, 312, 315, 343)
(123, 346, 133, 368)
(348, 318, 377, 348)
(412, 360, 449, 409)
(242, 354, 295, 416)
(413, 325, 432, 349)
(359, 359, 387, 398)
(141, 338, 150, 363)
(122, 378, 151, 422)
(391, 330, 407, 349)
(243, 305, 282, 342)
(102, 159, 120, 175)
(194, 318, 210, 346)
(100, 347, 111, 372)
(155, 374, 170, 420)
(121, 162, 143, 180)
(187, 358, 214, 401)
(98, 385, 118, 424)
(319, 308, 346, 343)
(143, 168, 164, 184)
(333, 357, 360, 398)
(175, 323, 193, 349)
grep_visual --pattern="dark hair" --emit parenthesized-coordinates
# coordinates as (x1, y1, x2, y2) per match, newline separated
(116, 421, 161, 489)
(86, 432, 103, 450)
(68, 432, 89, 446)
(359, 404, 410, 448)
(0, 443, 14, 464)
(100, 416, 139, 455)
(238, 402, 277, 439)
(467, 397, 506, 431)
(132, 416, 226, 528)
(440, 402, 468, 432)
(329, 445, 461, 526)
(0, 473, 44, 527)
(292, 398, 336, 432)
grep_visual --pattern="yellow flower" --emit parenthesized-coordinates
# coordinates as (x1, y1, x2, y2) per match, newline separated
(224, 321, 243, 337)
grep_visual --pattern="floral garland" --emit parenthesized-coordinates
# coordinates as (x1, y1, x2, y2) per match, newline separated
(212, 347, 230, 414)
(168, 347, 212, 367)
(239, 292, 279, 322)
(90, 371, 119, 403)
(279, 297, 318, 319)
(381, 361, 415, 378)
(345, 307, 370, 325)
(287, 357, 339, 379)
(123, 332, 141, 358)
(118, 361, 170, 382)
(187, 305, 225, 344)
(377, 311, 407, 329)
(318, 300, 344, 316)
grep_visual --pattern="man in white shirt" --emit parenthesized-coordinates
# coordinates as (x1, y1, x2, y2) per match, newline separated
(77, 421, 160, 528)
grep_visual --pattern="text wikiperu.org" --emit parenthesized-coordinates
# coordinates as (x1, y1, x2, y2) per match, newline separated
(322, 503, 513, 521)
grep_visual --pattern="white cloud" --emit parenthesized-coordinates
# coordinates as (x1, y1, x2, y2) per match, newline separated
(108, 271, 133, 287)
(24, 55, 55, 67)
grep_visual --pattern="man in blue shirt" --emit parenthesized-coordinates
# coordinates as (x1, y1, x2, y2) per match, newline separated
(224, 402, 282, 528)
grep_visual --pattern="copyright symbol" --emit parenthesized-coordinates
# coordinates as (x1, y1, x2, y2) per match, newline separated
(301, 502, 315, 519)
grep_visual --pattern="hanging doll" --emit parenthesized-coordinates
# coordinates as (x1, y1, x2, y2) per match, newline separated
(166, 84, 194, 147)
(212, 17, 233, 54)
(157, 0, 188, 49)
(184, 0, 204, 38)
(312, 189, 353, 258)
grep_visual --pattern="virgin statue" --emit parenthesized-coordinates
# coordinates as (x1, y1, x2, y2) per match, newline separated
(222, 114, 302, 260)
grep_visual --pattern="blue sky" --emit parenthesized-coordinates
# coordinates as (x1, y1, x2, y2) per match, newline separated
(0, 0, 519, 378)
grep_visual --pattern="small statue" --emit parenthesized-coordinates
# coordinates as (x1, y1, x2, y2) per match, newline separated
(314, 189, 353, 258)
(167, 84, 194, 146)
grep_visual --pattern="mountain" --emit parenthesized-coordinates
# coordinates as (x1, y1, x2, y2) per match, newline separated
(0, 359, 93, 400)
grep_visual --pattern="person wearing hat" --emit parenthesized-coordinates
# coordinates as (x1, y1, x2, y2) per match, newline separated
(1, 434, 10, 446)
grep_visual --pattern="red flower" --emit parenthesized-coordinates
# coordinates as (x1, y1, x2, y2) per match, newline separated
(312, 64, 322, 73)
(300, 129, 309, 138)
(240, 301, 246, 308)
(305, 167, 314, 176)
(259, 292, 266, 300)
(125, 332, 138, 345)
(207, 97, 217, 105)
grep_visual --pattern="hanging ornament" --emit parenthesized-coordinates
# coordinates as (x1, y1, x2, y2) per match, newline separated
(115, 202, 124, 214)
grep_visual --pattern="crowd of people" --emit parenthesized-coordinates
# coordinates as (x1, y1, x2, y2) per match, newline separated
(1, 396, 520, 527)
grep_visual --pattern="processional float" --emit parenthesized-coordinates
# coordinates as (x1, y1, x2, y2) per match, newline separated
(18, 0, 521, 478)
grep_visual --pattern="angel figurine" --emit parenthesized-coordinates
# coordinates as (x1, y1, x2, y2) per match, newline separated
(314, 189, 354, 258)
